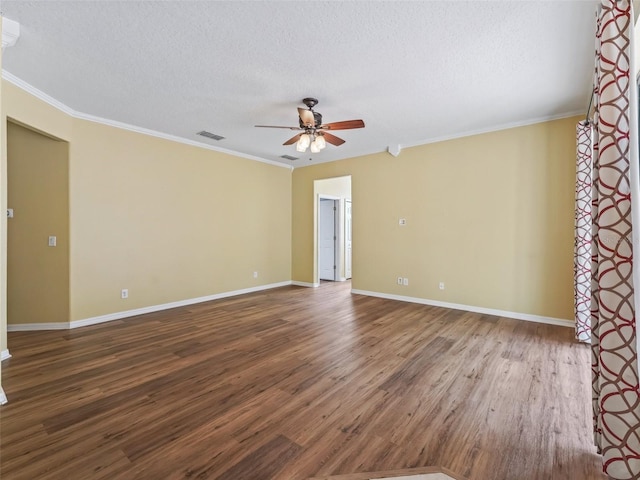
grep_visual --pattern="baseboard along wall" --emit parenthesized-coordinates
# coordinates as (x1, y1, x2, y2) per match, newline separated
(5, 281, 573, 331)
(351, 289, 573, 328)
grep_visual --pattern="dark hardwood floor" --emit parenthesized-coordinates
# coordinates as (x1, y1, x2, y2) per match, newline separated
(1, 281, 605, 480)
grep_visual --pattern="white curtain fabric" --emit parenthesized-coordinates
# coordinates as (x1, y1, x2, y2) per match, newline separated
(575, 121, 593, 343)
(579, 1, 640, 478)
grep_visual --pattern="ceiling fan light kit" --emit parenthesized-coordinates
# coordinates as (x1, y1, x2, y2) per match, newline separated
(255, 97, 365, 158)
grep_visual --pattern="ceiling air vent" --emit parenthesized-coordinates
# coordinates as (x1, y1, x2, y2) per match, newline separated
(280, 155, 298, 161)
(196, 130, 225, 141)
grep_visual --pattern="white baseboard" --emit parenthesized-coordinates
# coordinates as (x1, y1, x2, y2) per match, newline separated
(8, 281, 292, 332)
(0, 387, 7, 405)
(292, 281, 320, 288)
(1, 349, 11, 361)
(350, 289, 573, 328)
(7, 322, 68, 331)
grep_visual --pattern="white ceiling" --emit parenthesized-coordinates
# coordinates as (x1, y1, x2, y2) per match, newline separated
(1, 1, 597, 167)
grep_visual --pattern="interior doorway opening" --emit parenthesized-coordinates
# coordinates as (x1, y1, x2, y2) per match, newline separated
(314, 175, 352, 286)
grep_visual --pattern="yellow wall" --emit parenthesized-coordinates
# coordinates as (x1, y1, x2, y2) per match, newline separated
(70, 120, 291, 320)
(0, 74, 577, 338)
(7, 122, 70, 324)
(1, 80, 292, 324)
(292, 116, 579, 320)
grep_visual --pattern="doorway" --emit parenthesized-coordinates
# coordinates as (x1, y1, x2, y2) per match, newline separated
(319, 198, 338, 281)
(313, 175, 352, 285)
(6, 121, 70, 332)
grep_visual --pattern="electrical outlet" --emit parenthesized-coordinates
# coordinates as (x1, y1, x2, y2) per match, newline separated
(253, 271, 258, 279)
(439, 282, 445, 290)
(121, 289, 128, 299)
(48, 236, 57, 247)
(397, 276, 403, 285)
(399, 218, 407, 226)
(403, 277, 409, 286)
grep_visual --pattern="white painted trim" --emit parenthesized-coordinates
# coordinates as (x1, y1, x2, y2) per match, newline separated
(8, 322, 69, 332)
(8, 281, 292, 331)
(1, 349, 11, 361)
(351, 289, 574, 328)
(291, 281, 320, 288)
(2, 17, 20, 50)
(1, 71, 292, 171)
(2, 71, 76, 116)
(0, 387, 7, 406)
(295, 110, 585, 169)
(400, 110, 584, 150)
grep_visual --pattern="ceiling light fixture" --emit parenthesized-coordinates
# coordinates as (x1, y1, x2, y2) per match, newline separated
(296, 133, 311, 152)
(298, 133, 326, 153)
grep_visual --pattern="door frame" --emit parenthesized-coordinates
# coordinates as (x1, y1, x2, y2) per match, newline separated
(316, 194, 341, 284)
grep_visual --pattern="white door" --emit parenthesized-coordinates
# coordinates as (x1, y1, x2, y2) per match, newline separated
(319, 199, 336, 281)
(345, 200, 352, 279)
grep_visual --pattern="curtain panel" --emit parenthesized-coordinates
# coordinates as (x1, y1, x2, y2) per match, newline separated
(576, 1, 640, 478)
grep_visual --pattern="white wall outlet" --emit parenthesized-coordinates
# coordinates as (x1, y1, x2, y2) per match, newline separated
(399, 218, 407, 226)
(253, 271, 258, 279)
(121, 288, 128, 299)
(397, 276, 403, 285)
(403, 277, 409, 286)
(7, 208, 14, 218)
(439, 282, 445, 290)
(48, 236, 56, 247)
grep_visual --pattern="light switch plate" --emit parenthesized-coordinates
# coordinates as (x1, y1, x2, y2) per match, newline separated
(48, 236, 56, 247)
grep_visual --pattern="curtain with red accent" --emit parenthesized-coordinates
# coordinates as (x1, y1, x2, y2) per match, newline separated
(576, 1, 640, 477)
(575, 121, 593, 343)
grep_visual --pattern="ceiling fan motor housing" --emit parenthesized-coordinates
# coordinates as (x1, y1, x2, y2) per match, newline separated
(299, 111, 323, 129)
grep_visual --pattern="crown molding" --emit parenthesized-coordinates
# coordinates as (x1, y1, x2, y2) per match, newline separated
(295, 109, 585, 169)
(1, 70, 293, 170)
(400, 110, 585, 150)
(2, 17, 20, 50)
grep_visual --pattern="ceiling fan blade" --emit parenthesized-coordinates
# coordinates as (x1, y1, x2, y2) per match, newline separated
(322, 132, 345, 146)
(298, 108, 315, 127)
(255, 125, 302, 130)
(320, 119, 365, 130)
(283, 133, 302, 146)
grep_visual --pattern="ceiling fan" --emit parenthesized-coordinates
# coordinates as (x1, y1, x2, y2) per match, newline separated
(255, 98, 365, 153)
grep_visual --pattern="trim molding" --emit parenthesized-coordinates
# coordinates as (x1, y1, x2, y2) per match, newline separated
(296, 110, 585, 169)
(1, 71, 292, 171)
(398, 110, 584, 150)
(8, 281, 292, 332)
(350, 289, 573, 328)
(8, 322, 69, 332)
(1, 349, 11, 361)
(0, 387, 7, 406)
(292, 281, 320, 288)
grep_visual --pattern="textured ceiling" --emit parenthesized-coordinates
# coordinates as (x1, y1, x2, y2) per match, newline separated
(1, 1, 597, 167)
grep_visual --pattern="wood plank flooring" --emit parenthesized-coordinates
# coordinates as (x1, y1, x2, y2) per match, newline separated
(1, 281, 606, 480)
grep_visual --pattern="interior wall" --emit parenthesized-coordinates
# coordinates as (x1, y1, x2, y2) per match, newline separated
(315, 176, 351, 281)
(70, 120, 292, 320)
(7, 122, 70, 325)
(2, 80, 292, 324)
(292, 116, 579, 321)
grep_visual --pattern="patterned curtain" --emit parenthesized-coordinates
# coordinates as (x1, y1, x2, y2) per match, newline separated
(578, 1, 640, 478)
(575, 122, 593, 343)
